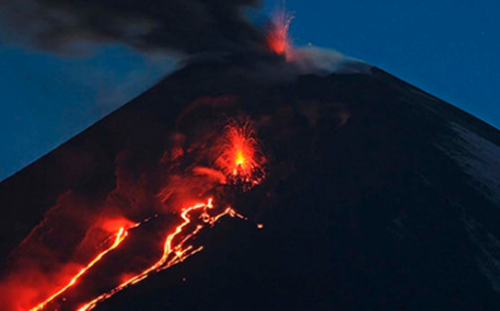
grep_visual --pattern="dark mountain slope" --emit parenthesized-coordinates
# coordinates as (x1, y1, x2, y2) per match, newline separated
(1, 60, 500, 310)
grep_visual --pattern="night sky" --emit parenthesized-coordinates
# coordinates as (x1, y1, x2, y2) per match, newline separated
(0, 0, 498, 181)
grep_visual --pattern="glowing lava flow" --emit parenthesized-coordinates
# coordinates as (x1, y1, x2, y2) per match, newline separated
(266, 4, 293, 57)
(30, 226, 132, 311)
(19, 118, 264, 311)
(77, 199, 243, 311)
(215, 119, 265, 186)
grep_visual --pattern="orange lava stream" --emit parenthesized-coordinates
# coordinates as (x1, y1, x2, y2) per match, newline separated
(77, 198, 241, 311)
(22, 118, 264, 311)
(29, 227, 132, 311)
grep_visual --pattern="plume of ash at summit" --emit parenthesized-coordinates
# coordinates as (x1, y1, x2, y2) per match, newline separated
(0, 0, 372, 80)
(0, 0, 265, 54)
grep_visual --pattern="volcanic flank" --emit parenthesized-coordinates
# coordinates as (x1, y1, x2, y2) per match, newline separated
(2, 2, 500, 311)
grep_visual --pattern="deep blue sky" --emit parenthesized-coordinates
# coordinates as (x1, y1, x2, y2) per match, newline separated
(0, 0, 498, 181)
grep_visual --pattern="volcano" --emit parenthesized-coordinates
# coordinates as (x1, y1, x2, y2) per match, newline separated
(1, 55, 500, 311)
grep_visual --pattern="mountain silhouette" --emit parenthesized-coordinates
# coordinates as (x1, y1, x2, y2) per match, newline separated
(1, 57, 500, 311)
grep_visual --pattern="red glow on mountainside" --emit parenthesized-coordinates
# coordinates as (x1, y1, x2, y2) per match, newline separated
(5, 116, 266, 311)
(77, 198, 243, 311)
(29, 224, 137, 311)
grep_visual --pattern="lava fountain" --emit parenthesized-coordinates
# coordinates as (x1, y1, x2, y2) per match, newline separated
(9, 116, 267, 311)
(215, 118, 266, 187)
(266, 4, 294, 57)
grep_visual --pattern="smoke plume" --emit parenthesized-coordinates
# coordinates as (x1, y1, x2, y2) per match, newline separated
(0, 0, 265, 54)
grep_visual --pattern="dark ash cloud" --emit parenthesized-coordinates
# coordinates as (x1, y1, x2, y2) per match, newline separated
(0, 0, 266, 54)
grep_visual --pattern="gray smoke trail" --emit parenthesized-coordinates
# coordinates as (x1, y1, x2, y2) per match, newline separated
(0, 0, 266, 54)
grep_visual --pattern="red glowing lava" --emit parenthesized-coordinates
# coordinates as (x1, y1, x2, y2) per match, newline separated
(77, 198, 243, 311)
(215, 118, 265, 186)
(7, 116, 266, 311)
(30, 224, 136, 311)
(266, 5, 293, 57)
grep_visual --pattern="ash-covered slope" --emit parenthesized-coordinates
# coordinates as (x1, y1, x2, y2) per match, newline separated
(1, 58, 500, 310)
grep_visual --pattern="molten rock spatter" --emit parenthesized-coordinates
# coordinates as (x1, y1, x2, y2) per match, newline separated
(215, 118, 266, 188)
(22, 117, 266, 311)
(266, 7, 293, 57)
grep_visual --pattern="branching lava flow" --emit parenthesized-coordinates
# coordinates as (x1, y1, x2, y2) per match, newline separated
(22, 117, 266, 311)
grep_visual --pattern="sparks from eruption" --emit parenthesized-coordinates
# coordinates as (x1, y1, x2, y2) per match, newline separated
(215, 118, 265, 186)
(17, 117, 265, 311)
(29, 225, 136, 311)
(266, 2, 294, 57)
(77, 198, 243, 311)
